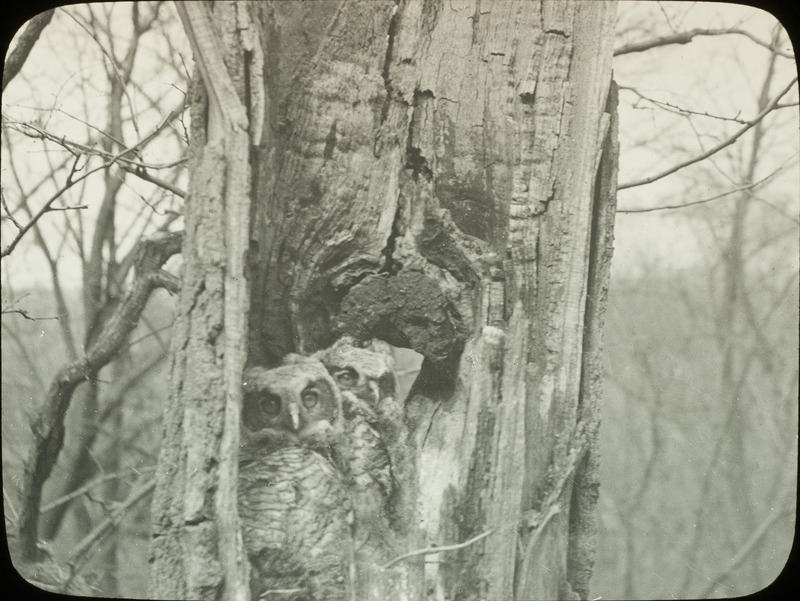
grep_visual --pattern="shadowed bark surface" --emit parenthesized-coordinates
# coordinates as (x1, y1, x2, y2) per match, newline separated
(152, 2, 617, 599)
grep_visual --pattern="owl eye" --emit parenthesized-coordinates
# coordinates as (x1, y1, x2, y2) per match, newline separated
(301, 386, 320, 409)
(260, 392, 282, 417)
(335, 368, 358, 388)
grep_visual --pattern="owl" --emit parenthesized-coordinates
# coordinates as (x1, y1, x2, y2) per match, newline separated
(238, 358, 354, 601)
(315, 337, 400, 439)
(315, 338, 408, 557)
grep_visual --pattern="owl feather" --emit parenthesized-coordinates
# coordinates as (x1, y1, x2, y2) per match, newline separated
(238, 358, 354, 600)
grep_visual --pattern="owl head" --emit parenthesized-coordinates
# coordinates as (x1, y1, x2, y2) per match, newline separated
(315, 337, 396, 416)
(241, 357, 342, 453)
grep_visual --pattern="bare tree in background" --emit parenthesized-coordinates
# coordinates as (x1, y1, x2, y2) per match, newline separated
(598, 4, 798, 599)
(2, 3, 187, 596)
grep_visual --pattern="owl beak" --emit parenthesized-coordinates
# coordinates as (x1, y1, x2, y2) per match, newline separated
(289, 401, 301, 432)
(368, 380, 380, 402)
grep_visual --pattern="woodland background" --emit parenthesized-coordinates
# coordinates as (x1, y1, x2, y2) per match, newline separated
(2, 2, 798, 599)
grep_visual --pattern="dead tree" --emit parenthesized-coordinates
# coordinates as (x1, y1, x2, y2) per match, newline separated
(151, 2, 618, 599)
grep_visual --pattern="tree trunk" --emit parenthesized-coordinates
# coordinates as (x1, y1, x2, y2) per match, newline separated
(152, 1, 617, 599)
(151, 3, 253, 599)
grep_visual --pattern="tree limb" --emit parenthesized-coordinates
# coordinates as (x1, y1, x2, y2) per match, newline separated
(614, 27, 794, 59)
(15, 231, 181, 561)
(2, 9, 55, 91)
(0, 121, 186, 260)
(40, 466, 156, 515)
(64, 479, 156, 587)
(696, 483, 794, 598)
(618, 77, 797, 190)
(617, 161, 786, 213)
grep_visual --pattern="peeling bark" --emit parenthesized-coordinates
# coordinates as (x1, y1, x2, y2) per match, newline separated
(158, 1, 617, 599)
(151, 3, 254, 599)
(244, 1, 617, 598)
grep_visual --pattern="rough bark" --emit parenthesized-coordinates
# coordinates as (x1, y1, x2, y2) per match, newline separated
(152, 1, 616, 599)
(242, 1, 617, 599)
(151, 3, 255, 599)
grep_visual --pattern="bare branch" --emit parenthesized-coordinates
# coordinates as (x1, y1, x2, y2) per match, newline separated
(1, 308, 61, 321)
(383, 530, 494, 570)
(64, 479, 155, 585)
(619, 85, 748, 124)
(617, 161, 786, 213)
(614, 27, 794, 59)
(1, 191, 24, 231)
(3, 137, 81, 357)
(618, 77, 798, 191)
(2, 9, 56, 90)
(14, 231, 181, 561)
(5, 115, 188, 170)
(40, 466, 156, 515)
(120, 164, 187, 198)
(0, 116, 186, 260)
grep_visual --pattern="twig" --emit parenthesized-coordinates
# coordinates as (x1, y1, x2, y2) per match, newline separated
(1, 308, 61, 321)
(5, 119, 188, 170)
(64, 479, 155, 585)
(45, 204, 89, 212)
(617, 161, 786, 213)
(614, 27, 794, 59)
(40, 466, 156, 514)
(382, 529, 494, 570)
(619, 85, 748, 124)
(1, 191, 24, 230)
(121, 164, 187, 198)
(0, 159, 110, 259)
(0, 117, 185, 259)
(618, 77, 798, 190)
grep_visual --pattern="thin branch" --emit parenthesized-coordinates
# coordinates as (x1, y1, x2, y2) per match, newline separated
(40, 466, 156, 514)
(382, 530, 494, 570)
(64, 479, 155, 585)
(4, 141, 81, 357)
(3, 9, 56, 90)
(1, 191, 24, 230)
(4, 117, 188, 170)
(0, 119, 185, 259)
(614, 27, 794, 59)
(618, 77, 798, 190)
(617, 161, 786, 213)
(120, 164, 187, 198)
(125, 322, 173, 351)
(1, 308, 61, 321)
(619, 85, 748, 124)
(62, 4, 158, 142)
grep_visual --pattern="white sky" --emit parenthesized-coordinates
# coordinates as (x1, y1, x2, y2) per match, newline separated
(611, 2, 798, 276)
